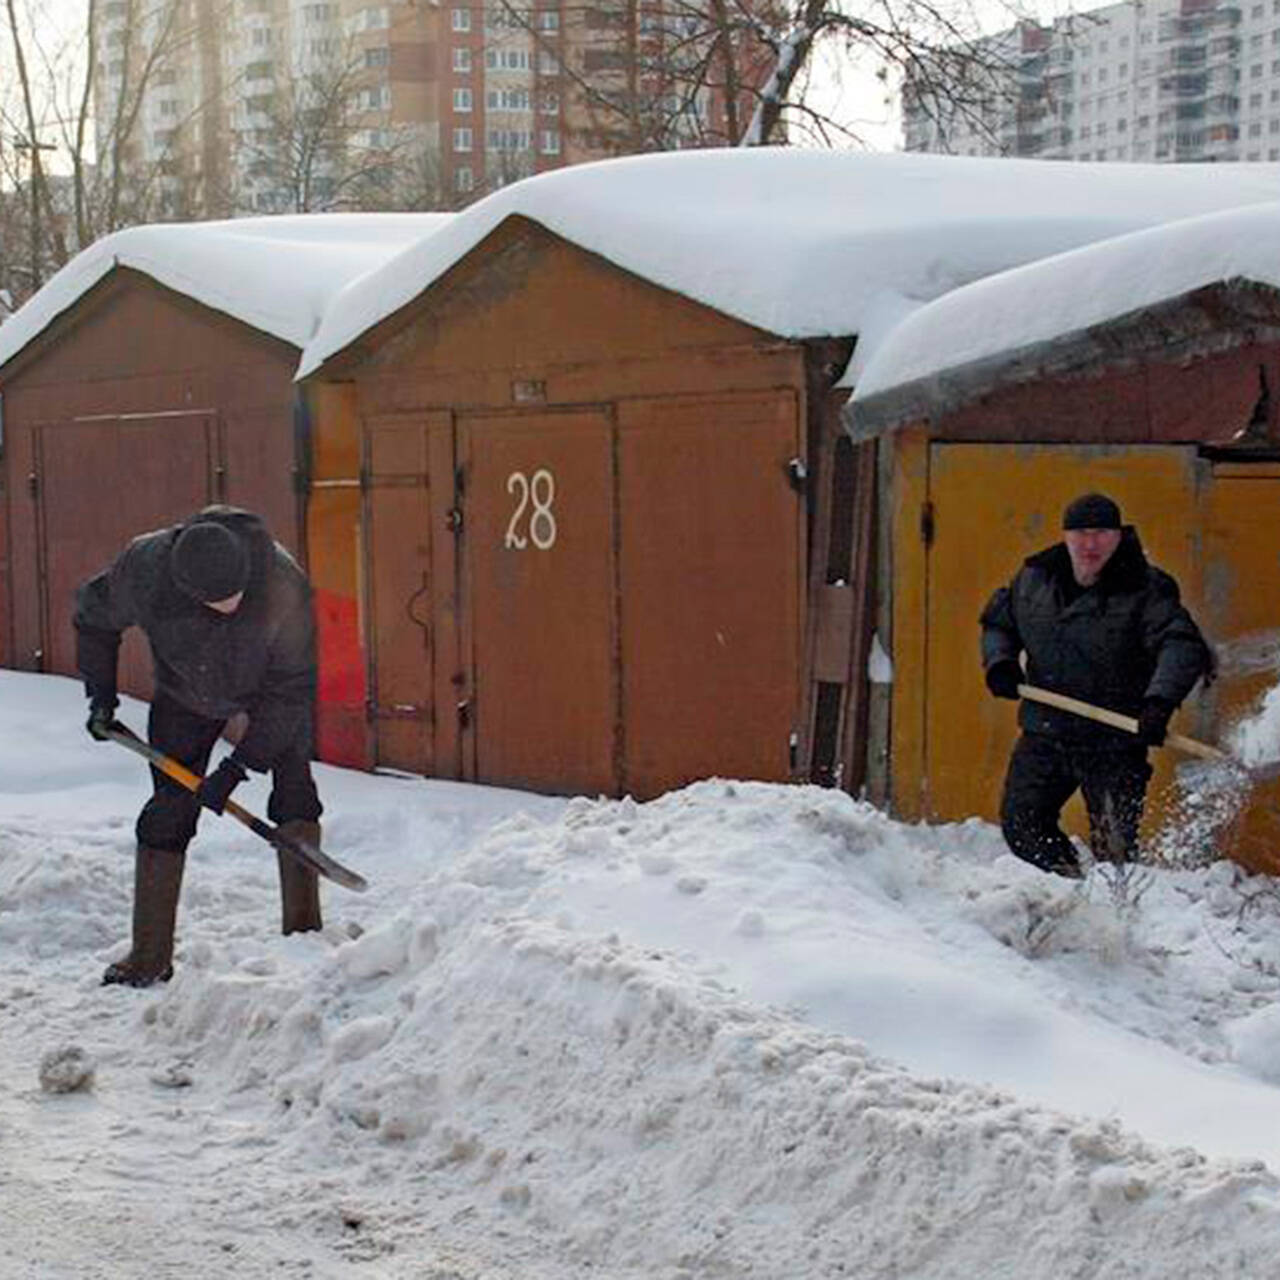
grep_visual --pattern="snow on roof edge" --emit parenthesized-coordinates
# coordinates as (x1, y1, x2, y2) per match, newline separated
(845, 275, 1280, 440)
(0, 214, 452, 378)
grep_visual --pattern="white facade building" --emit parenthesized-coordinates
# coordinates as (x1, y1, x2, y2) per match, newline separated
(904, 0, 1280, 163)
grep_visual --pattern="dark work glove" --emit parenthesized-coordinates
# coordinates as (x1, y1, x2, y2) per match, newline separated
(195, 757, 248, 815)
(86, 696, 118, 742)
(984, 660, 1023, 701)
(1136, 697, 1175, 747)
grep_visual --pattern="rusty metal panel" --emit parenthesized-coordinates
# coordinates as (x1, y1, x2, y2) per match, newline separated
(310, 484, 369, 769)
(37, 414, 215, 692)
(222, 404, 302, 558)
(458, 408, 617, 795)
(811, 584, 854, 682)
(364, 413, 452, 776)
(618, 390, 803, 797)
(7, 419, 40, 670)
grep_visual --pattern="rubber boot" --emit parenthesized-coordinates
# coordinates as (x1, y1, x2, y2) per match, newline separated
(277, 820, 323, 935)
(102, 847, 186, 987)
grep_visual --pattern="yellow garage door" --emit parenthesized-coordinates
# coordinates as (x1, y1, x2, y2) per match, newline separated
(1205, 465, 1280, 874)
(922, 443, 1205, 832)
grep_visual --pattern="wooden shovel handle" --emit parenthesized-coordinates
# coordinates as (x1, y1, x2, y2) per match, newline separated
(1017, 683, 1228, 763)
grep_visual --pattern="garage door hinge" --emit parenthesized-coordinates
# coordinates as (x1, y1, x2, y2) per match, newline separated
(920, 501, 935, 547)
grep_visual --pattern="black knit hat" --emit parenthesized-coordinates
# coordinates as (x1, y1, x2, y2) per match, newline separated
(172, 521, 249, 602)
(1062, 493, 1122, 531)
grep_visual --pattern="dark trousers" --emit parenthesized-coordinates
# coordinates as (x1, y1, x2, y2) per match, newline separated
(999, 732, 1152, 874)
(136, 694, 322, 852)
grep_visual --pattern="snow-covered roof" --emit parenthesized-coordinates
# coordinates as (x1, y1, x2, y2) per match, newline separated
(848, 202, 1280, 436)
(0, 212, 453, 373)
(298, 149, 1280, 379)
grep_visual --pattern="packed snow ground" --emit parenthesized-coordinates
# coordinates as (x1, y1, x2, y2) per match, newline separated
(7, 670, 1280, 1277)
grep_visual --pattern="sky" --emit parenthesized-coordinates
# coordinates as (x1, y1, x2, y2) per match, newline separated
(6, 666, 1280, 1277)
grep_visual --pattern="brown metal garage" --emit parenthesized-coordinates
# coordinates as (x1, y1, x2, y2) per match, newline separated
(0, 215, 444, 764)
(302, 215, 867, 799)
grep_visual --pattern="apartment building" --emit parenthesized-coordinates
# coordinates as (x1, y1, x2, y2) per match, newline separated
(93, 0, 764, 218)
(903, 0, 1280, 163)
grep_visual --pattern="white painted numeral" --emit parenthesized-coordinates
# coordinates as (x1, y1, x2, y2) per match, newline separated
(504, 468, 557, 550)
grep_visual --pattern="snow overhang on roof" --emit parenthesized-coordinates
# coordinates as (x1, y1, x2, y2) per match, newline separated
(299, 149, 1280, 381)
(0, 212, 453, 375)
(846, 203, 1280, 440)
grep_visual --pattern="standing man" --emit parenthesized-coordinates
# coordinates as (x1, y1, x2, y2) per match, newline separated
(980, 493, 1212, 877)
(76, 505, 324, 987)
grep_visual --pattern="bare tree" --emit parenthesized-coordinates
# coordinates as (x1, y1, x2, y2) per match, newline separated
(235, 50, 443, 213)
(0, 0, 220, 302)
(489, 0, 1022, 155)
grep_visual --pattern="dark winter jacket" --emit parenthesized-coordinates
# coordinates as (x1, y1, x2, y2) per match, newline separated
(74, 506, 316, 771)
(980, 527, 1212, 746)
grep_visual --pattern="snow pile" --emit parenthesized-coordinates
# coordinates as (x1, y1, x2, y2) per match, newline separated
(1230, 682, 1280, 770)
(7, 670, 1280, 1275)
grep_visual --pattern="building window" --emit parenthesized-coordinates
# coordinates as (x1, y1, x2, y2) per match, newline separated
(365, 46, 390, 67)
(453, 46, 472, 72)
(541, 90, 559, 114)
(455, 165, 473, 192)
(487, 127, 530, 151)
(486, 48, 531, 70)
(452, 7, 471, 31)
(454, 87, 472, 111)
(453, 126, 472, 151)
(486, 87, 530, 110)
(540, 128, 560, 154)
(538, 8, 559, 29)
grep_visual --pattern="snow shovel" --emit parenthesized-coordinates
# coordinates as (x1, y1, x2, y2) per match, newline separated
(1017, 683, 1280, 778)
(103, 720, 368, 892)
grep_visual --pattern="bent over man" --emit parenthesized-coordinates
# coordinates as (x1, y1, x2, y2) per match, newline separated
(75, 505, 324, 987)
(980, 493, 1212, 877)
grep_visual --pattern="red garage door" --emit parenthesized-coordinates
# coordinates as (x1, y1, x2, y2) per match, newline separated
(458, 408, 617, 795)
(38, 413, 215, 693)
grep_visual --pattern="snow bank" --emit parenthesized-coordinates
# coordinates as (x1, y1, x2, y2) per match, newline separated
(137, 792, 1280, 1277)
(8, 669, 1280, 1276)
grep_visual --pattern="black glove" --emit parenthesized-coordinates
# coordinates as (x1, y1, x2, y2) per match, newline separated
(984, 660, 1023, 701)
(86, 695, 118, 742)
(1136, 697, 1175, 747)
(195, 757, 248, 815)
